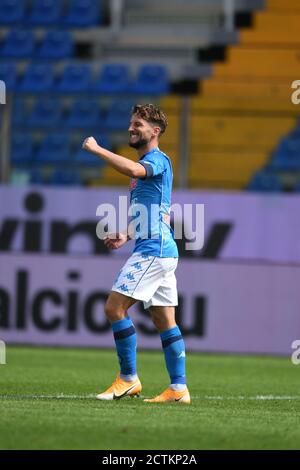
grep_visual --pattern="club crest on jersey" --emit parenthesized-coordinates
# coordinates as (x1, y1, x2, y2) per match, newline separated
(130, 178, 137, 191)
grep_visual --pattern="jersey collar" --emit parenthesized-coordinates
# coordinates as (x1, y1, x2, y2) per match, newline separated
(139, 147, 159, 161)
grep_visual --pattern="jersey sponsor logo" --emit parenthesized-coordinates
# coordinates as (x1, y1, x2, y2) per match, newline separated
(130, 178, 137, 191)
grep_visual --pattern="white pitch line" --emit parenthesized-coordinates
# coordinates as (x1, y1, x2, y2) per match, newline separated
(0, 394, 96, 400)
(204, 395, 300, 401)
(0, 394, 300, 401)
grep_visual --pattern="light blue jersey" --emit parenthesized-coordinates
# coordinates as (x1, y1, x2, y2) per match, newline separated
(129, 147, 178, 258)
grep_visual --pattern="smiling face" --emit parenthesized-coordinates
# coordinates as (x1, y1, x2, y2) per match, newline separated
(128, 113, 161, 149)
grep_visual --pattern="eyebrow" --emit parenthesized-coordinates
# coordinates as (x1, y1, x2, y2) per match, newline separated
(130, 119, 143, 125)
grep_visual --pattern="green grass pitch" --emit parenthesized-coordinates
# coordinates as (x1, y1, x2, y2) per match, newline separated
(0, 346, 300, 450)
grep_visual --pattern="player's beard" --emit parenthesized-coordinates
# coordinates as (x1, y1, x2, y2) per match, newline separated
(129, 134, 149, 149)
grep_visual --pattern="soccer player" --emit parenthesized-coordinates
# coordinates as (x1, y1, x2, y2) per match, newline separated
(82, 104, 190, 404)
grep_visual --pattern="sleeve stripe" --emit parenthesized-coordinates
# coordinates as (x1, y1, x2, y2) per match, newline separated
(139, 161, 154, 178)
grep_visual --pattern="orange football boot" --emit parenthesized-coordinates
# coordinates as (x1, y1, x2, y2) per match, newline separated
(144, 387, 191, 404)
(96, 375, 142, 400)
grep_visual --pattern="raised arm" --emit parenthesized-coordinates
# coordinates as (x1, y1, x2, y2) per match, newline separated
(82, 136, 146, 178)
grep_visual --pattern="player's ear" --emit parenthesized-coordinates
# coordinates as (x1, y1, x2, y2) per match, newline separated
(153, 126, 161, 137)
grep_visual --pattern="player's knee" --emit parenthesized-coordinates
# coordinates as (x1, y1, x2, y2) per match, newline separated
(104, 301, 116, 320)
(104, 300, 124, 322)
(151, 315, 165, 332)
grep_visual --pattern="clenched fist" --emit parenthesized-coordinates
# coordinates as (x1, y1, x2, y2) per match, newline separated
(82, 136, 100, 154)
(104, 232, 128, 250)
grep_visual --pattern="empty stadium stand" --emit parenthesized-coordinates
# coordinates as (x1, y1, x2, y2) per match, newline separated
(189, 0, 300, 190)
(2, 0, 298, 191)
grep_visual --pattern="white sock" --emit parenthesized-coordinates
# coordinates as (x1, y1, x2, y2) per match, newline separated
(169, 384, 186, 392)
(120, 374, 138, 382)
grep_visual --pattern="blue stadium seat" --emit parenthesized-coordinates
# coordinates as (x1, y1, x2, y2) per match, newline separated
(65, 100, 100, 128)
(49, 169, 81, 186)
(11, 134, 34, 164)
(75, 134, 110, 165)
(75, 148, 105, 166)
(269, 137, 300, 171)
(28, 0, 63, 26)
(12, 99, 28, 127)
(295, 179, 300, 192)
(36, 134, 70, 164)
(0, 0, 25, 25)
(0, 62, 17, 91)
(19, 63, 54, 92)
(11, 169, 43, 185)
(28, 99, 63, 128)
(29, 169, 44, 185)
(63, 0, 101, 27)
(104, 100, 134, 130)
(1, 30, 35, 58)
(56, 64, 92, 93)
(131, 64, 169, 95)
(247, 171, 283, 192)
(93, 64, 131, 94)
(36, 31, 74, 60)
(289, 119, 300, 138)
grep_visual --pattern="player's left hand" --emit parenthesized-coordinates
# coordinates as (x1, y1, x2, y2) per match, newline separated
(82, 136, 100, 154)
(104, 233, 128, 250)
